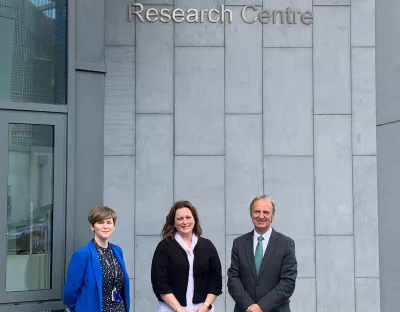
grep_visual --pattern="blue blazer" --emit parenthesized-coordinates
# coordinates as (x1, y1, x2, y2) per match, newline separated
(63, 240, 130, 312)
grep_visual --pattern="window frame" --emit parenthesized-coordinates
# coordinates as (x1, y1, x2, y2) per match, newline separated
(0, 111, 66, 303)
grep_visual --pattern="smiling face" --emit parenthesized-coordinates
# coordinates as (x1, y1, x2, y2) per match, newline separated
(174, 207, 195, 237)
(90, 218, 115, 241)
(251, 199, 274, 235)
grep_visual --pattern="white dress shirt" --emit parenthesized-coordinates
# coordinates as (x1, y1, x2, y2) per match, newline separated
(253, 227, 272, 256)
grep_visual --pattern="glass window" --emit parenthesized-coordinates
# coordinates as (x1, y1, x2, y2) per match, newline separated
(0, 112, 65, 303)
(6, 124, 54, 292)
(0, 0, 67, 105)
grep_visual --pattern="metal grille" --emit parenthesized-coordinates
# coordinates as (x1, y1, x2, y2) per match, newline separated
(9, 124, 54, 148)
(0, 0, 67, 104)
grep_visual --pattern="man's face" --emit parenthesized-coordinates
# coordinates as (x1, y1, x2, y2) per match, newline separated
(251, 199, 274, 234)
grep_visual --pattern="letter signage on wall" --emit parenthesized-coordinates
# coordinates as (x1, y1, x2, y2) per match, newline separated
(128, 3, 314, 25)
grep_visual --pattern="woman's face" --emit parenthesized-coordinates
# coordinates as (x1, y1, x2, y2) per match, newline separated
(174, 207, 195, 237)
(91, 218, 115, 241)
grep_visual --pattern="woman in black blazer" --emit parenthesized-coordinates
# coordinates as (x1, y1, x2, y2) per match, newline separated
(151, 200, 222, 312)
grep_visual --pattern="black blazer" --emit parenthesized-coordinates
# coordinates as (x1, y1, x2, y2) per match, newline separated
(227, 229, 297, 312)
(151, 237, 222, 307)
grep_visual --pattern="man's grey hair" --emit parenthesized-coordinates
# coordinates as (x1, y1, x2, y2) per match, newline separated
(249, 194, 275, 214)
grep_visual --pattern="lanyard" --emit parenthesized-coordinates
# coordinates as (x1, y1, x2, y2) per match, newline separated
(94, 241, 118, 287)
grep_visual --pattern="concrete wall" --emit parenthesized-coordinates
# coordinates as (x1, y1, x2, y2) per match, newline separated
(71, 0, 106, 253)
(376, 0, 400, 310)
(103, 1, 379, 311)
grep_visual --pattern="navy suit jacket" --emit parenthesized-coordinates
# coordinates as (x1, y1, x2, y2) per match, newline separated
(63, 240, 130, 312)
(227, 229, 297, 312)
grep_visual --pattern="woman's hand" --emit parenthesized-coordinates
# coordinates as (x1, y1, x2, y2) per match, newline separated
(194, 305, 209, 312)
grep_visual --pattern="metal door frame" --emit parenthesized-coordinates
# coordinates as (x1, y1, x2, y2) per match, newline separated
(0, 111, 66, 304)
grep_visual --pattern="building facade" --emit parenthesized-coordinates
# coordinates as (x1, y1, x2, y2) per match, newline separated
(0, 0, 397, 311)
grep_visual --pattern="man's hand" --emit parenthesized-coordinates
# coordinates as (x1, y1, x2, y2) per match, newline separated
(246, 304, 263, 312)
(194, 304, 209, 312)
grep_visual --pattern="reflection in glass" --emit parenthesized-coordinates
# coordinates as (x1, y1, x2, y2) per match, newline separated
(6, 123, 54, 292)
(0, 0, 67, 104)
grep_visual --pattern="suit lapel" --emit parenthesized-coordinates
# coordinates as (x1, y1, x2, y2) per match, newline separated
(257, 229, 279, 280)
(244, 231, 258, 280)
(89, 241, 103, 307)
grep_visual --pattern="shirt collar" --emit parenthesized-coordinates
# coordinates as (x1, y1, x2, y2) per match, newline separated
(254, 226, 272, 241)
(174, 232, 198, 252)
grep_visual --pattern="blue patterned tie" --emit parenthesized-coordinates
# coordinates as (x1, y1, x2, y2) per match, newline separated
(255, 236, 264, 274)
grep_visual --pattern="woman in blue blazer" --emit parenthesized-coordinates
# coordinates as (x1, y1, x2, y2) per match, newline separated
(63, 206, 130, 312)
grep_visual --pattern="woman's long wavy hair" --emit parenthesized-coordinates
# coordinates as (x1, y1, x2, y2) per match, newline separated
(161, 200, 203, 240)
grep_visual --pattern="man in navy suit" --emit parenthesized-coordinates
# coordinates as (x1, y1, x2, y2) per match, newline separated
(227, 194, 297, 312)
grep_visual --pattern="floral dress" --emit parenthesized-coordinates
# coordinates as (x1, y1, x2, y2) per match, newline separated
(97, 244, 126, 312)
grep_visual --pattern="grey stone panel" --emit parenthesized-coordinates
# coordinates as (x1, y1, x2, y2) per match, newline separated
(214, 278, 226, 311)
(136, 8, 173, 113)
(354, 156, 379, 278)
(74, 71, 106, 249)
(104, 156, 135, 276)
(316, 236, 355, 312)
(105, 0, 135, 46)
(313, 6, 351, 114)
(314, 0, 349, 4)
(135, 115, 173, 235)
(263, 48, 313, 156)
(174, 156, 225, 276)
(175, 47, 224, 155)
(130, 278, 135, 312)
(377, 122, 400, 312)
(293, 237, 315, 278)
(135, 236, 161, 312)
(351, 0, 375, 47)
(355, 278, 381, 312)
(226, 235, 240, 277)
(226, 0, 262, 4)
(262, 0, 312, 47)
(376, 0, 400, 125)
(104, 46, 135, 156)
(226, 115, 263, 235)
(226, 235, 240, 311)
(76, 0, 105, 63)
(140, 0, 173, 4)
(264, 157, 314, 238)
(314, 115, 353, 235)
(290, 278, 316, 312)
(352, 48, 377, 155)
(175, 0, 224, 46)
(225, 6, 262, 114)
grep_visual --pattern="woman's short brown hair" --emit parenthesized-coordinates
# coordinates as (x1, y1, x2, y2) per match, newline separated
(161, 200, 202, 240)
(88, 206, 117, 226)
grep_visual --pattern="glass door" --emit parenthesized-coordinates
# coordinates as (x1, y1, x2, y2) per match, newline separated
(0, 111, 66, 303)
